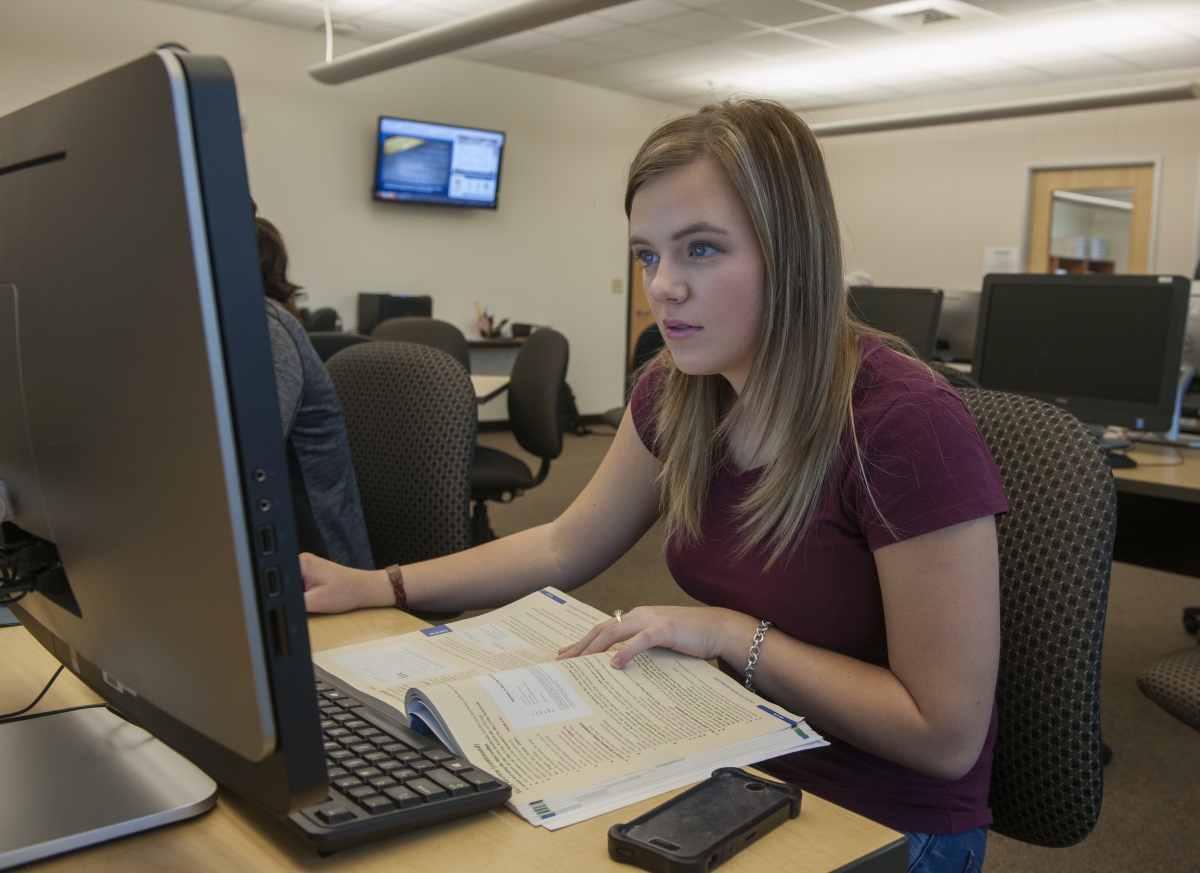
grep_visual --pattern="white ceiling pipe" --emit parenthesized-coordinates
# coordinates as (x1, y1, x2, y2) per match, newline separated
(310, 0, 636, 83)
(810, 80, 1200, 137)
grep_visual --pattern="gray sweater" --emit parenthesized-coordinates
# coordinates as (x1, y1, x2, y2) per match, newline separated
(265, 299, 373, 570)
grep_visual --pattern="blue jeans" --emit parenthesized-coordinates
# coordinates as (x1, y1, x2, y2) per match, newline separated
(899, 827, 987, 873)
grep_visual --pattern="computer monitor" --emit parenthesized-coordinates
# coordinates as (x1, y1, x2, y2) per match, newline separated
(934, 289, 981, 362)
(848, 286, 944, 360)
(973, 274, 1191, 433)
(0, 50, 324, 819)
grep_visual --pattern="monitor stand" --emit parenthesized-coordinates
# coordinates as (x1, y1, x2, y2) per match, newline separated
(0, 706, 217, 869)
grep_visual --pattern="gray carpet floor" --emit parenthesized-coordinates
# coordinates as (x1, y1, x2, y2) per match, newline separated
(477, 426, 1200, 871)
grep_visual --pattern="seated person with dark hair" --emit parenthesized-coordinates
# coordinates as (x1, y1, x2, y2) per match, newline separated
(256, 215, 373, 570)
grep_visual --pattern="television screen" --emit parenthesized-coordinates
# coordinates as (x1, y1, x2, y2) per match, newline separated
(373, 116, 505, 208)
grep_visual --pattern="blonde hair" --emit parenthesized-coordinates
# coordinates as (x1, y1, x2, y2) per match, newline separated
(626, 98, 864, 566)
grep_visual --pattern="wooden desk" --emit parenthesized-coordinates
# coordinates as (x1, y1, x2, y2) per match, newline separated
(1111, 442, 1200, 576)
(0, 609, 905, 872)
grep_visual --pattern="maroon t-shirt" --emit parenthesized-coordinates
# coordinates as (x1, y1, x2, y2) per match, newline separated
(630, 337, 1009, 835)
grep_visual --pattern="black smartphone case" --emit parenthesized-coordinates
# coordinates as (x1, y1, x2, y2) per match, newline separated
(608, 768, 802, 873)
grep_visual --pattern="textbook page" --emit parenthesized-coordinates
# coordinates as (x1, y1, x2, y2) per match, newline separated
(313, 589, 608, 718)
(407, 644, 823, 823)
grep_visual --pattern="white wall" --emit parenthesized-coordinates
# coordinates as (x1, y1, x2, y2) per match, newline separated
(806, 75, 1200, 291)
(0, 0, 682, 414)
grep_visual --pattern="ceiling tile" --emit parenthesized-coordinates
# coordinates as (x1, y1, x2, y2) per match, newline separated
(533, 39, 635, 64)
(233, 1, 327, 28)
(785, 15, 902, 43)
(585, 25, 695, 53)
(491, 51, 581, 74)
(151, 0, 247, 11)
(709, 0, 833, 27)
(1118, 42, 1200, 70)
(1026, 54, 1139, 78)
(350, 19, 414, 41)
(624, 78, 713, 101)
(657, 42, 766, 67)
(946, 63, 1054, 87)
(366, 4, 457, 29)
(806, 0, 906, 11)
(960, 0, 1092, 15)
(481, 29, 563, 51)
(535, 14, 625, 38)
(596, 0, 694, 24)
(567, 56, 693, 85)
(453, 42, 513, 60)
(315, 0, 397, 14)
(729, 30, 829, 55)
(648, 10, 764, 39)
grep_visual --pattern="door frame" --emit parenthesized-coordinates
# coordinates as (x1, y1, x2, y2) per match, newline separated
(1020, 156, 1163, 274)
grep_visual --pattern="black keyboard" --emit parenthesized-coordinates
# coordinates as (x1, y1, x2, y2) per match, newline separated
(286, 679, 511, 851)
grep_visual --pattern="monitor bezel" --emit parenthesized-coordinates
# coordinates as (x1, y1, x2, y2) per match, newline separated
(372, 115, 506, 210)
(972, 272, 1191, 432)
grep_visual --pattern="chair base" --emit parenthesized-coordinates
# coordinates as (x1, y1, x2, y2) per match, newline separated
(1184, 606, 1200, 636)
(472, 500, 496, 546)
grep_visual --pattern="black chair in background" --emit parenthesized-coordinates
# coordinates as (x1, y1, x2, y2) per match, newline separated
(371, 316, 471, 373)
(959, 388, 1116, 847)
(304, 307, 342, 332)
(471, 328, 569, 544)
(1138, 647, 1200, 733)
(307, 331, 373, 364)
(602, 323, 665, 430)
(325, 342, 476, 570)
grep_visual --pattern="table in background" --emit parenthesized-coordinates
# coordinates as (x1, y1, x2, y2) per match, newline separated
(470, 375, 510, 404)
(469, 339, 523, 423)
(0, 608, 905, 872)
(1111, 441, 1200, 577)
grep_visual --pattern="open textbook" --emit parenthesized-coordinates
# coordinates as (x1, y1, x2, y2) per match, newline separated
(312, 588, 827, 829)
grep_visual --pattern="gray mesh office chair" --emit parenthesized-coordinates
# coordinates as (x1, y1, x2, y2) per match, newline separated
(307, 331, 373, 364)
(959, 388, 1117, 848)
(1138, 647, 1200, 733)
(325, 342, 476, 569)
(370, 317, 471, 373)
(471, 329, 568, 544)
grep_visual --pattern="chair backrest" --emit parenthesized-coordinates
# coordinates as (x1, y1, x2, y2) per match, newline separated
(370, 317, 471, 373)
(632, 323, 664, 373)
(508, 328, 569, 461)
(326, 342, 476, 567)
(304, 307, 342, 332)
(307, 331, 373, 364)
(959, 388, 1117, 848)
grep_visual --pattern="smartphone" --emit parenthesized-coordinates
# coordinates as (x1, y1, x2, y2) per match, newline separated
(608, 768, 801, 873)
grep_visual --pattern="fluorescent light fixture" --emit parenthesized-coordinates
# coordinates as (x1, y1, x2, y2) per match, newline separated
(1052, 190, 1134, 211)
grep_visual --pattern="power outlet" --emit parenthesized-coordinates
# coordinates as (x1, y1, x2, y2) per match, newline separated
(611, 278, 623, 295)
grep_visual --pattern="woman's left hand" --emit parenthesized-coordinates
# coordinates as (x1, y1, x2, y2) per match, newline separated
(557, 606, 757, 669)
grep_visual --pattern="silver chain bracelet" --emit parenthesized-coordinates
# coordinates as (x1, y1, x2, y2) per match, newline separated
(744, 620, 772, 693)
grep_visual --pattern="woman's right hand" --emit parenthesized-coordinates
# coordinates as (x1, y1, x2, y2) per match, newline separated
(300, 553, 394, 614)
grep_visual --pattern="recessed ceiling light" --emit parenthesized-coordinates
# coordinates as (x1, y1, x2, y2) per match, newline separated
(858, 0, 995, 31)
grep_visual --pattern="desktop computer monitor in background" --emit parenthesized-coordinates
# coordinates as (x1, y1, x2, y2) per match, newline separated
(0, 49, 325, 823)
(973, 274, 1191, 434)
(848, 286, 944, 360)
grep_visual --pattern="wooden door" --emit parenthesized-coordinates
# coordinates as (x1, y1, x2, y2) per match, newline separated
(1026, 165, 1156, 274)
(626, 253, 656, 370)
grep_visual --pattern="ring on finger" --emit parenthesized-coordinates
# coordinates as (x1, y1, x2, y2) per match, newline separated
(613, 609, 623, 623)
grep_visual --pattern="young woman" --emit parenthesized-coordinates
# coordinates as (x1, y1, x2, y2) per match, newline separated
(301, 100, 1007, 873)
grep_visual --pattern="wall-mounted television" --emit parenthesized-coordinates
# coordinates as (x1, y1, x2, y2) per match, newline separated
(373, 116, 505, 209)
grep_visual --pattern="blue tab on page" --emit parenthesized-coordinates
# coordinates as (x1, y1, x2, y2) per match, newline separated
(758, 705, 798, 727)
(539, 589, 566, 604)
(420, 624, 452, 636)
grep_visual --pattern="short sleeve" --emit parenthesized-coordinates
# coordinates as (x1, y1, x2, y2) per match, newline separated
(848, 380, 1009, 552)
(265, 301, 303, 435)
(629, 365, 666, 458)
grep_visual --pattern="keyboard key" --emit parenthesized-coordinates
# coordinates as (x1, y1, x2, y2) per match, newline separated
(323, 741, 341, 753)
(387, 768, 419, 783)
(356, 727, 382, 739)
(369, 735, 398, 748)
(316, 805, 354, 824)
(349, 742, 375, 755)
(326, 767, 348, 780)
(314, 681, 333, 693)
(348, 785, 378, 800)
(320, 719, 336, 730)
(325, 727, 351, 739)
(383, 785, 422, 808)
(319, 704, 342, 715)
(377, 759, 406, 773)
(368, 776, 398, 789)
(442, 758, 472, 773)
(322, 690, 350, 700)
(328, 749, 353, 762)
(343, 720, 369, 730)
(363, 751, 390, 764)
(383, 744, 415, 757)
(460, 770, 501, 790)
(353, 767, 383, 780)
(333, 776, 361, 790)
(426, 768, 472, 797)
(409, 759, 438, 773)
(361, 795, 395, 815)
(341, 758, 367, 770)
(339, 736, 363, 749)
(424, 749, 454, 763)
(406, 778, 448, 802)
(331, 712, 356, 724)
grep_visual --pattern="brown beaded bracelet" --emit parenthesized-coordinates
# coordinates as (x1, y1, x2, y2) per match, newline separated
(385, 564, 407, 611)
